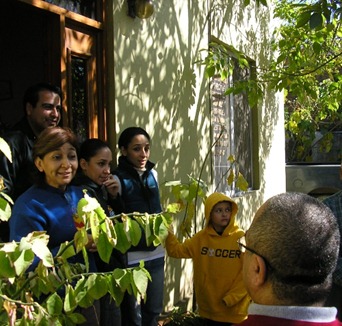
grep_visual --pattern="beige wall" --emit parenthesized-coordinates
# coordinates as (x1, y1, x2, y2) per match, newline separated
(110, 0, 285, 312)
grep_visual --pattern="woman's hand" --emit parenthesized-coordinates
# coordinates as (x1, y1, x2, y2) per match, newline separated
(85, 234, 97, 252)
(103, 174, 119, 198)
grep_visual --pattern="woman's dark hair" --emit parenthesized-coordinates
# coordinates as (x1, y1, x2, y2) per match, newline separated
(118, 127, 151, 149)
(79, 138, 110, 162)
(32, 127, 78, 184)
(33, 127, 78, 160)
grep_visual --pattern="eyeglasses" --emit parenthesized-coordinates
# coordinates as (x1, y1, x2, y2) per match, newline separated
(237, 236, 274, 271)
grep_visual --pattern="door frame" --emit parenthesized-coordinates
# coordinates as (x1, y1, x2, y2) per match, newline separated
(16, 0, 107, 140)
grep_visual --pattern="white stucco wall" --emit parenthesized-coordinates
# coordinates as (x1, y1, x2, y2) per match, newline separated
(110, 0, 285, 313)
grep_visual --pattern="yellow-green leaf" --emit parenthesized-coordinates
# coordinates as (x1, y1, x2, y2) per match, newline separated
(236, 173, 249, 191)
(97, 232, 113, 263)
(47, 292, 63, 316)
(0, 137, 12, 163)
(114, 223, 131, 254)
(0, 196, 11, 221)
(86, 274, 108, 300)
(128, 219, 142, 247)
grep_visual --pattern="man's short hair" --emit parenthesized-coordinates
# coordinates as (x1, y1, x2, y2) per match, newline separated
(23, 82, 62, 114)
(248, 192, 340, 304)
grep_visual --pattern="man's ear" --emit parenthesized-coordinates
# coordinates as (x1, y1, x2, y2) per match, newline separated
(251, 254, 268, 287)
(26, 103, 33, 116)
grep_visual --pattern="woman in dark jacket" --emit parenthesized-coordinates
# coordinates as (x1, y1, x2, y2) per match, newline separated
(73, 138, 124, 326)
(113, 127, 164, 326)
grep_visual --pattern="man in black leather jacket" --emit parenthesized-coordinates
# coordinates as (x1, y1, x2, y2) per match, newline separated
(0, 82, 62, 241)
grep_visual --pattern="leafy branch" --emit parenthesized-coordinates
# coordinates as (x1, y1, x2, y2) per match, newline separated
(0, 192, 173, 325)
(199, 0, 342, 162)
(163, 125, 248, 237)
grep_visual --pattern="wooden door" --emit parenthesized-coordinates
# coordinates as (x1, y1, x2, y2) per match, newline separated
(63, 26, 101, 141)
(11, 0, 107, 141)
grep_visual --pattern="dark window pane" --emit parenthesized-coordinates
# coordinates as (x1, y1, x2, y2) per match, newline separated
(71, 56, 88, 142)
(44, 0, 99, 20)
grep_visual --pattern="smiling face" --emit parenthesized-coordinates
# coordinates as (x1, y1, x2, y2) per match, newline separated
(34, 143, 78, 190)
(210, 201, 232, 233)
(80, 147, 112, 185)
(121, 134, 150, 170)
(26, 90, 61, 136)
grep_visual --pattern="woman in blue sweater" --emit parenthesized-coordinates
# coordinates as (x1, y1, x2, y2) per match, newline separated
(9, 127, 99, 325)
(113, 127, 164, 326)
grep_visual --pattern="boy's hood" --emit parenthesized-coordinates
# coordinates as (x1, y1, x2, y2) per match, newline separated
(204, 192, 238, 227)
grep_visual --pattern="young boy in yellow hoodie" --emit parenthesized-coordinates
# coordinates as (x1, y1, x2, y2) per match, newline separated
(166, 192, 250, 325)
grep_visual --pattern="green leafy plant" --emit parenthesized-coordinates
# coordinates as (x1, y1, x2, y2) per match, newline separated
(163, 125, 248, 237)
(0, 189, 173, 325)
(201, 0, 342, 162)
(0, 137, 13, 222)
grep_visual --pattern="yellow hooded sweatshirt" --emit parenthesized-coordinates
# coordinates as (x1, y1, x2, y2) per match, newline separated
(165, 192, 250, 323)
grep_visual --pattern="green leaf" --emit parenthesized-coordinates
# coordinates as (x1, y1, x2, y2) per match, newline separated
(0, 197, 11, 221)
(296, 11, 311, 28)
(163, 180, 182, 187)
(81, 246, 89, 273)
(0, 137, 12, 163)
(276, 52, 287, 65)
(227, 170, 234, 185)
(236, 173, 249, 191)
(132, 267, 149, 298)
(86, 274, 108, 300)
(74, 228, 89, 253)
(64, 284, 77, 313)
(106, 274, 124, 305)
(47, 270, 64, 289)
(78, 294, 95, 309)
(13, 249, 35, 275)
(0, 250, 16, 278)
(77, 197, 89, 220)
(46, 292, 63, 316)
(114, 223, 131, 254)
(205, 66, 216, 78)
(56, 242, 76, 261)
(153, 214, 169, 245)
(97, 232, 113, 263)
(89, 211, 100, 243)
(113, 268, 131, 292)
(309, 12, 323, 29)
(0, 191, 13, 205)
(74, 277, 89, 305)
(165, 203, 181, 214)
(144, 216, 154, 247)
(65, 312, 87, 324)
(312, 41, 321, 54)
(32, 238, 54, 267)
(128, 219, 142, 246)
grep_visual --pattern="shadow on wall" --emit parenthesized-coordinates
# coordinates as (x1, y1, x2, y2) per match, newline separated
(112, 0, 278, 313)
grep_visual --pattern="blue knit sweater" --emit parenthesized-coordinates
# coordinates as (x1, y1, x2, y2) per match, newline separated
(9, 183, 96, 271)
